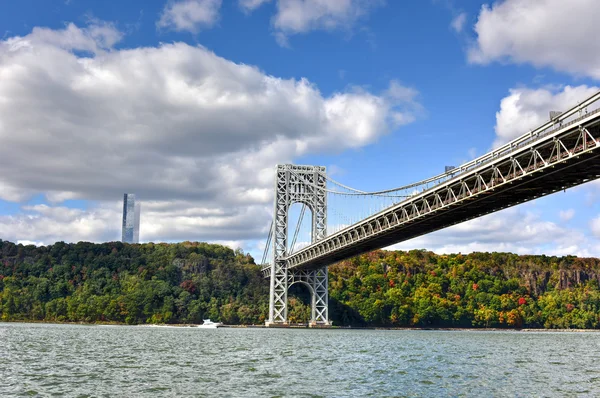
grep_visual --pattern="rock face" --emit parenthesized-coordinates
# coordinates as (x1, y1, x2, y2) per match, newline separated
(173, 256, 210, 275)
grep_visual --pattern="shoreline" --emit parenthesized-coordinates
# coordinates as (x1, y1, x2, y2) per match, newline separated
(2, 320, 600, 332)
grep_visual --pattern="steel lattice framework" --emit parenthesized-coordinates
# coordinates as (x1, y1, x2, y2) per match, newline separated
(285, 116, 600, 271)
(267, 164, 330, 325)
(263, 91, 600, 326)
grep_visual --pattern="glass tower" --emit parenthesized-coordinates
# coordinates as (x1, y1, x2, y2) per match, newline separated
(122, 194, 140, 243)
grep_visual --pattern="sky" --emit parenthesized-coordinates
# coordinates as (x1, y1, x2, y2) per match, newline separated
(0, 0, 600, 260)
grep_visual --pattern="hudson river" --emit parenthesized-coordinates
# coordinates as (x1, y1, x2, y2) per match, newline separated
(2, 323, 599, 397)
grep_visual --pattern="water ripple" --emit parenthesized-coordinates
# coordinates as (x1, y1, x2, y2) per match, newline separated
(1, 324, 600, 397)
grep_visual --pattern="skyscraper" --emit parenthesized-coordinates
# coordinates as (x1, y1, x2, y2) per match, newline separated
(122, 193, 140, 243)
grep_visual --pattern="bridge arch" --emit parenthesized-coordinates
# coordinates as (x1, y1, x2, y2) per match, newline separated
(287, 280, 315, 323)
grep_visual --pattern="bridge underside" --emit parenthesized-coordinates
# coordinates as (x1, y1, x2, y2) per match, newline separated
(266, 94, 600, 326)
(289, 131, 600, 271)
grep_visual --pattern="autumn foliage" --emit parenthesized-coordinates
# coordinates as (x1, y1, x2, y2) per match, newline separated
(1, 240, 600, 328)
(328, 249, 600, 328)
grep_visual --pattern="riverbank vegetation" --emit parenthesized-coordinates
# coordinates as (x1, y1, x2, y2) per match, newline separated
(329, 250, 600, 329)
(0, 241, 268, 325)
(1, 240, 600, 328)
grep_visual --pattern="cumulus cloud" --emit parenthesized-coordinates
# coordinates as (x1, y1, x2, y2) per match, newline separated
(493, 85, 598, 147)
(7, 21, 122, 54)
(158, 0, 222, 33)
(2, 204, 120, 244)
(242, 0, 384, 45)
(0, 22, 420, 247)
(469, 0, 600, 79)
(0, 201, 270, 248)
(391, 206, 600, 258)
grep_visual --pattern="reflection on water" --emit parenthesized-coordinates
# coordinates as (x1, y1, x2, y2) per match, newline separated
(1, 323, 600, 397)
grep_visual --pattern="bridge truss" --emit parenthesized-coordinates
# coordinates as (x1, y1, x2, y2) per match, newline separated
(262, 91, 600, 326)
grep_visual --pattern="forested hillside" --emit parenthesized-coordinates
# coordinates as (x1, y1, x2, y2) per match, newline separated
(0, 241, 268, 325)
(330, 250, 600, 328)
(1, 240, 600, 328)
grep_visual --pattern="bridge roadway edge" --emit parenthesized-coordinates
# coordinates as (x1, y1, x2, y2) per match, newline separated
(291, 149, 600, 271)
(263, 92, 600, 325)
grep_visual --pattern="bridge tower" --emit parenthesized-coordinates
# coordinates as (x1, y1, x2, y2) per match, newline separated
(267, 164, 331, 326)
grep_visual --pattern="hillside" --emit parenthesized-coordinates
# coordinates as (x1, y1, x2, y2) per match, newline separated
(1, 240, 600, 328)
(0, 240, 268, 325)
(330, 250, 600, 328)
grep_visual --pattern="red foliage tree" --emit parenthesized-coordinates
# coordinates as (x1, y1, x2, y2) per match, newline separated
(180, 280, 197, 294)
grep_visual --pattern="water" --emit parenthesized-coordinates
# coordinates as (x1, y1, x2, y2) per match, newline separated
(1, 323, 600, 397)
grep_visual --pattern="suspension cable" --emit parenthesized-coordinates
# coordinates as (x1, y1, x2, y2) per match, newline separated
(261, 221, 273, 266)
(325, 176, 368, 193)
(325, 174, 447, 196)
(287, 169, 410, 197)
(289, 204, 306, 254)
(285, 90, 600, 197)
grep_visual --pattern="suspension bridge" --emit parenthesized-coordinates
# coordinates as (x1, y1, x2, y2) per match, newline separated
(261, 91, 600, 326)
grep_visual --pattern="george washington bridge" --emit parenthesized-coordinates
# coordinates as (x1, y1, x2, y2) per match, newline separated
(260, 91, 600, 326)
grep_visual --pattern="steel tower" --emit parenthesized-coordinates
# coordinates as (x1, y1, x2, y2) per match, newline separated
(267, 164, 330, 326)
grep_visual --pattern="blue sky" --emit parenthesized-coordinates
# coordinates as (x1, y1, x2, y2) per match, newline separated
(0, 0, 599, 259)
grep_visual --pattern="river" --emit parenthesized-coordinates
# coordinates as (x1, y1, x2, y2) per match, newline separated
(1, 323, 599, 397)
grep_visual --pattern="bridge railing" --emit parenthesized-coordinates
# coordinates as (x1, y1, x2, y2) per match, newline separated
(425, 106, 600, 197)
(280, 91, 600, 266)
(285, 117, 600, 270)
(262, 90, 600, 275)
(400, 92, 600, 195)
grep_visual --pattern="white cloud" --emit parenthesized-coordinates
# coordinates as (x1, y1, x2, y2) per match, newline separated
(243, 0, 384, 45)
(0, 22, 421, 246)
(450, 12, 466, 33)
(6, 21, 122, 55)
(494, 85, 598, 147)
(209, 240, 246, 250)
(239, 0, 272, 12)
(0, 201, 272, 246)
(4, 204, 119, 244)
(391, 205, 600, 258)
(158, 0, 222, 33)
(274, 0, 382, 33)
(469, 0, 600, 79)
(17, 240, 45, 247)
(559, 209, 575, 222)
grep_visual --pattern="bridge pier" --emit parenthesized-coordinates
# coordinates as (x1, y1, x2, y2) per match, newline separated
(266, 164, 330, 326)
(266, 264, 331, 327)
(265, 263, 331, 326)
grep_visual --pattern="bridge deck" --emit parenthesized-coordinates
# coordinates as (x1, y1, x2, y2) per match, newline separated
(276, 108, 600, 273)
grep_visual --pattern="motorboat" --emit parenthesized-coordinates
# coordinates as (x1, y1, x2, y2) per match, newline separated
(197, 319, 223, 328)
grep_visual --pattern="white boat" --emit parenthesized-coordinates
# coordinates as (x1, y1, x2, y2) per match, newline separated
(197, 319, 223, 328)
